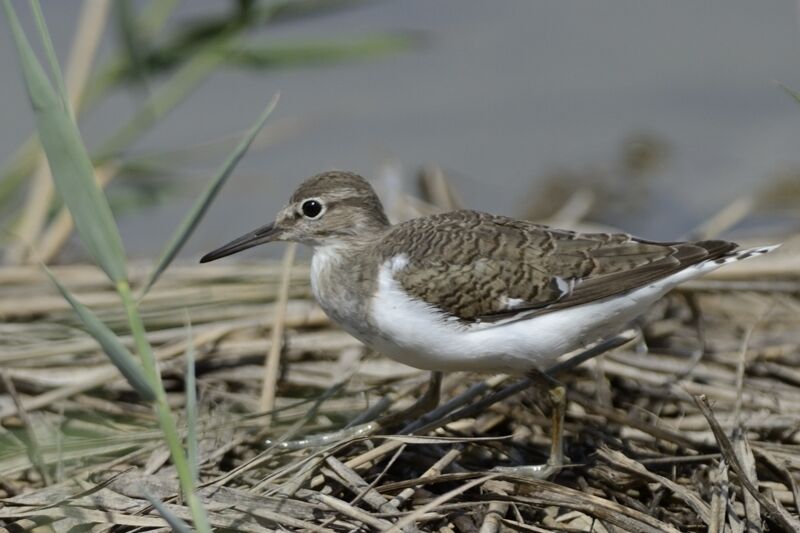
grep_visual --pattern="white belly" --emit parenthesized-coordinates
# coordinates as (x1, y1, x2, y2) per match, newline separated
(367, 277, 648, 373)
(366, 252, 760, 374)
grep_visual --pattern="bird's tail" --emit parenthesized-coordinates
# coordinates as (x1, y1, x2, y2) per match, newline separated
(710, 243, 781, 266)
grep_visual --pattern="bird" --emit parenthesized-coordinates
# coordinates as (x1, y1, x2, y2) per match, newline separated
(201, 170, 777, 476)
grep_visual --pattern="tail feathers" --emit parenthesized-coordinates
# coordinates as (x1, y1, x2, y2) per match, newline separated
(670, 243, 779, 285)
(694, 239, 738, 258)
(711, 243, 781, 266)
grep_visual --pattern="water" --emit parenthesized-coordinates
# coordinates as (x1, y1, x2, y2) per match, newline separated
(1, 0, 799, 260)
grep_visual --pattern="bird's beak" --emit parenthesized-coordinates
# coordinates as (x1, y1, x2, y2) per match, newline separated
(200, 222, 279, 263)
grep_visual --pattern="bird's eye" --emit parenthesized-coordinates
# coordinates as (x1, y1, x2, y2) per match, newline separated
(301, 199, 324, 219)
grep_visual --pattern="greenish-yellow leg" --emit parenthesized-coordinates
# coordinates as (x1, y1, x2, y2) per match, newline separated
(493, 368, 567, 479)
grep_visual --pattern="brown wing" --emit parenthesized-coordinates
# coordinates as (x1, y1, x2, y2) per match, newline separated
(378, 210, 736, 322)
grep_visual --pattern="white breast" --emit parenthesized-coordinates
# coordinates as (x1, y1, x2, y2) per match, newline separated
(310, 245, 369, 340)
(309, 244, 339, 303)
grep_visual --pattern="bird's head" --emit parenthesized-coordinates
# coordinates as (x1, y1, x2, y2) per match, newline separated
(200, 171, 390, 262)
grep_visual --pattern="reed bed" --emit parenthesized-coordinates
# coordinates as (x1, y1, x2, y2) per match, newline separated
(3, 1, 800, 530)
(1, 241, 799, 532)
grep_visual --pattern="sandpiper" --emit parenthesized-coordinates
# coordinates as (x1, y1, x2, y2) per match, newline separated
(201, 170, 777, 476)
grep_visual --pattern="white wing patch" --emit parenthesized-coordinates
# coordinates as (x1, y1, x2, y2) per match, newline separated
(553, 276, 578, 299)
(501, 296, 526, 310)
(390, 254, 409, 272)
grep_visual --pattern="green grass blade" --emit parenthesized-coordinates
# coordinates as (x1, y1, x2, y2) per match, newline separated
(29, 0, 71, 116)
(144, 494, 194, 533)
(138, 93, 279, 296)
(115, 0, 151, 91)
(3, 0, 128, 283)
(780, 83, 800, 106)
(2, 1, 57, 126)
(227, 33, 413, 69)
(138, 0, 180, 37)
(184, 318, 198, 484)
(116, 282, 212, 533)
(92, 38, 231, 163)
(42, 267, 155, 402)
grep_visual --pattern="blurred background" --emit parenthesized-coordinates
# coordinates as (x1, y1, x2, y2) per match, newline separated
(1, 0, 800, 262)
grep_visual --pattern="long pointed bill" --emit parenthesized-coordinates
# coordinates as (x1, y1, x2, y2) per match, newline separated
(200, 222, 279, 263)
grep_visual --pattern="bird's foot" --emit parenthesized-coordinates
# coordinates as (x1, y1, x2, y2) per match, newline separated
(265, 421, 380, 451)
(491, 456, 564, 480)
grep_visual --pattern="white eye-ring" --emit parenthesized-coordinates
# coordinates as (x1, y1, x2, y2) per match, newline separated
(300, 198, 325, 219)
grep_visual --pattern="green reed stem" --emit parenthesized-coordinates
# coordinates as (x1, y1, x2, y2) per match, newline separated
(118, 280, 211, 533)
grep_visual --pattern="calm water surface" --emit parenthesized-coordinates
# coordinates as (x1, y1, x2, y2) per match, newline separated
(1, 1, 799, 259)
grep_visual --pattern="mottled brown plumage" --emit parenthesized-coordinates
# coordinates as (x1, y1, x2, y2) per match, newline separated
(376, 210, 735, 321)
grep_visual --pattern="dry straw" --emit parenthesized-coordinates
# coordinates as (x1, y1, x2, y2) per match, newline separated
(1, 204, 798, 531)
(2, 2, 800, 531)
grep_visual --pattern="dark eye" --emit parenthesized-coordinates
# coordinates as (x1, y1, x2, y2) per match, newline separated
(301, 199, 323, 219)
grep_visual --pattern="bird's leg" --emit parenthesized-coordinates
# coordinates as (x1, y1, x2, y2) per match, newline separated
(379, 371, 443, 427)
(268, 371, 443, 450)
(488, 332, 638, 478)
(420, 370, 444, 410)
(492, 368, 567, 479)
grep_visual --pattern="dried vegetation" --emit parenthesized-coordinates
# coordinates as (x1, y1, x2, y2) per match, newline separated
(2, 2, 800, 530)
(2, 229, 800, 532)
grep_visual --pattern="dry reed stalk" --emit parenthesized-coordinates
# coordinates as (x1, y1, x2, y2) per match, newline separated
(418, 164, 464, 211)
(478, 480, 514, 533)
(311, 492, 395, 530)
(690, 196, 756, 240)
(0, 320, 239, 418)
(695, 395, 800, 531)
(387, 474, 499, 533)
(260, 242, 296, 420)
(389, 447, 462, 508)
(0, 371, 51, 485)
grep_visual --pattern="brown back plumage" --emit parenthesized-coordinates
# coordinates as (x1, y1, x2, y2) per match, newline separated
(374, 210, 736, 322)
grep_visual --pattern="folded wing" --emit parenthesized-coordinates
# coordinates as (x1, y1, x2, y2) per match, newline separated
(378, 210, 736, 323)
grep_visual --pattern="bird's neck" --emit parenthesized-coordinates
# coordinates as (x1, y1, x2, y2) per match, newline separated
(309, 241, 377, 340)
(340, 209, 392, 244)
(309, 237, 376, 286)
